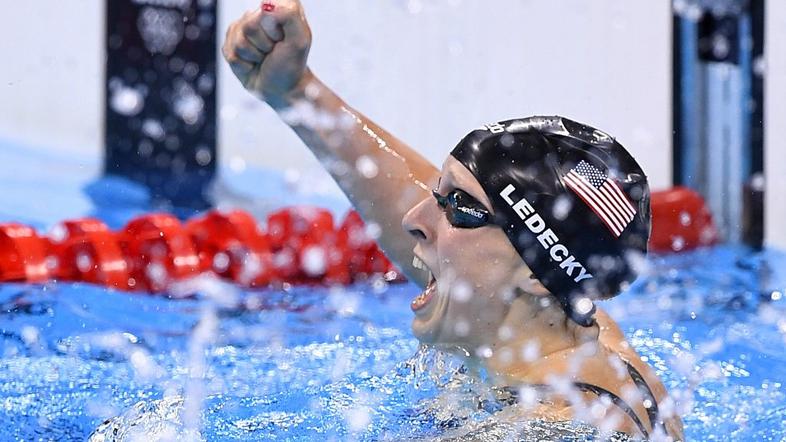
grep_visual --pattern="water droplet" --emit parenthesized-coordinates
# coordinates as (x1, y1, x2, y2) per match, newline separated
(21, 326, 39, 345)
(499, 133, 515, 148)
(450, 280, 472, 303)
(497, 325, 513, 341)
(195, 147, 212, 166)
(142, 119, 165, 141)
(328, 287, 360, 316)
(476, 345, 493, 359)
(498, 348, 513, 364)
(552, 195, 572, 220)
(345, 405, 371, 432)
(364, 222, 381, 241)
(671, 235, 685, 251)
(76, 253, 93, 273)
(712, 35, 730, 59)
(110, 84, 145, 116)
(517, 386, 539, 408)
(356, 156, 379, 179)
(750, 173, 765, 192)
(454, 320, 470, 336)
(521, 340, 540, 362)
(301, 246, 327, 276)
(574, 297, 594, 315)
(146, 262, 167, 286)
(212, 252, 230, 273)
(49, 224, 67, 243)
(753, 56, 767, 77)
(238, 254, 262, 284)
(173, 83, 204, 125)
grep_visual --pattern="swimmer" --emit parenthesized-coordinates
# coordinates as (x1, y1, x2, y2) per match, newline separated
(223, 1, 685, 440)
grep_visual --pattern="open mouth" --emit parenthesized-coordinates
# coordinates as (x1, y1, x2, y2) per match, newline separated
(410, 255, 436, 312)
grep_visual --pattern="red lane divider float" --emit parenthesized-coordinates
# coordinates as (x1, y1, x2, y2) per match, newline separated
(0, 208, 401, 292)
(49, 218, 129, 289)
(121, 214, 202, 292)
(0, 187, 720, 291)
(650, 186, 718, 253)
(0, 223, 49, 283)
(337, 211, 395, 279)
(186, 210, 275, 287)
(267, 207, 348, 285)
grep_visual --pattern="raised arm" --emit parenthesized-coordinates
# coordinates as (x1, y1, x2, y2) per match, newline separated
(222, 1, 437, 286)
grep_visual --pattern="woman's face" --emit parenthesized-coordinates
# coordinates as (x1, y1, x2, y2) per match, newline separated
(402, 156, 536, 349)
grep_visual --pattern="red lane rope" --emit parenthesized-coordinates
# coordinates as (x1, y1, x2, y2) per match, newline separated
(649, 187, 718, 253)
(0, 208, 400, 293)
(0, 188, 718, 290)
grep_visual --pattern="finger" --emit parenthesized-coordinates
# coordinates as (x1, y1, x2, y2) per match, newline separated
(235, 36, 265, 63)
(276, 1, 311, 47)
(222, 29, 259, 75)
(224, 23, 265, 64)
(260, 13, 284, 42)
(241, 11, 275, 52)
(222, 21, 241, 60)
(228, 57, 256, 80)
(259, 0, 309, 44)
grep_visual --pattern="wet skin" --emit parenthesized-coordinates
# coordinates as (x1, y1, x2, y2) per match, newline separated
(222, 1, 685, 439)
(403, 156, 536, 348)
(404, 157, 685, 438)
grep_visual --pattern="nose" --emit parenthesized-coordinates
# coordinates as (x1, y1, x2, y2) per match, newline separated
(402, 196, 435, 243)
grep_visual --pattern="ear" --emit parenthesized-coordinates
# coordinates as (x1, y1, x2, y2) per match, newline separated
(511, 264, 551, 297)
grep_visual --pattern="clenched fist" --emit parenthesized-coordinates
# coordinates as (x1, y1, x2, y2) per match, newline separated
(222, 0, 313, 108)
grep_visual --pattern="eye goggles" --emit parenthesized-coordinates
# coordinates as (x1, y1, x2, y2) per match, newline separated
(432, 188, 494, 228)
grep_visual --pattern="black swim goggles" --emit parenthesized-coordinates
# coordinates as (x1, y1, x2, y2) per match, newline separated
(432, 188, 494, 228)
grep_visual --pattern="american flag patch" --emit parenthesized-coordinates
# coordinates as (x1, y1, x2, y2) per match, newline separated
(563, 160, 636, 237)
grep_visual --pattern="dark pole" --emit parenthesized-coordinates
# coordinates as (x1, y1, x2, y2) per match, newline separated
(104, 0, 218, 211)
(671, 0, 764, 248)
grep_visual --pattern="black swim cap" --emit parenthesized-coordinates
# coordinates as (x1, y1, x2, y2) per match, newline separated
(450, 116, 651, 326)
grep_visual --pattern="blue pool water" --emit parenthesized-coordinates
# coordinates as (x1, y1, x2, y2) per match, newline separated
(1, 246, 785, 441)
(1, 139, 785, 441)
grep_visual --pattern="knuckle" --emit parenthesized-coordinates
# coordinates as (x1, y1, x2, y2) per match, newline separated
(221, 41, 232, 57)
(294, 45, 309, 57)
(222, 38, 236, 58)
(279, 3, 297, 19)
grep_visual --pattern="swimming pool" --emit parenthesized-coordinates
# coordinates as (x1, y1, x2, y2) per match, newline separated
(1, 141, 785, 441)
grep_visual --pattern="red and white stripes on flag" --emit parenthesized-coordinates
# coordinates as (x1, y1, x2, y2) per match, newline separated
(563, 160, 637, 237)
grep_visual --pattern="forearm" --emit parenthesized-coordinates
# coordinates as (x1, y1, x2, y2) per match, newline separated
(273, 70, 438, 286)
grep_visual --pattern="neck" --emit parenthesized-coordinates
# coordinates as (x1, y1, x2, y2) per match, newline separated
(468, 293, 601, 384)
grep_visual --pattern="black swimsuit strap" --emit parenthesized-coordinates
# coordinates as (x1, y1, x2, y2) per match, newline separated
(496, 383, 650, 438)
(496, 360, 667, 439)
(572, 382, 650, 439)
(623, 359, 667, 436)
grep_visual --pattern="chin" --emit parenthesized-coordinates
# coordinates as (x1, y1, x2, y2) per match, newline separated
(411, 317, 439, 343)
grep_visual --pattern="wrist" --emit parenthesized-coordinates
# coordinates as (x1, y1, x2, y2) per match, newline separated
(268, 69, 317, 112)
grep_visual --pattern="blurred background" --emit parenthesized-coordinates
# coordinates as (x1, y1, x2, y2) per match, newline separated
(0, 0, 782, 243)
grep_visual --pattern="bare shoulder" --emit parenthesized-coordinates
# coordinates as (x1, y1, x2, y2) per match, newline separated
(595, 307, 686, 440)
